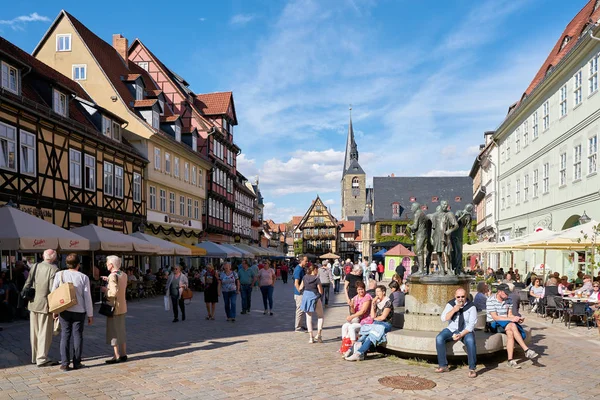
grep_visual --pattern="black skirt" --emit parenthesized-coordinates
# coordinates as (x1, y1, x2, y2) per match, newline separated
(204, 285, 218, 303)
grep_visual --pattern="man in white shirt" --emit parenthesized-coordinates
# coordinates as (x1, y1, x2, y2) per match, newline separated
(434, 288, 478, 378)
(51, 253, 93, 371)
(360, 257, 369, 286)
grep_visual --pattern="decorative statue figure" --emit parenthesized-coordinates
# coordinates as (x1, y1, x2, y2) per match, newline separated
(450, 204, 474, 275)
(429, 201, 458, 275)
(409, 202, 430, 275)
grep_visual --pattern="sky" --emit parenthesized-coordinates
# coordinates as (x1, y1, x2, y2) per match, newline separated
(0, 0, 589, 223)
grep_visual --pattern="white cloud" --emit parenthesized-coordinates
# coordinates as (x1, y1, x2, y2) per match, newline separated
(421, 170, 470, 177)
(199, 17, 207, 22)
(0, 12, 49, 30)
(237, 153, 259, 179)
(323, 199, 335, 205)
(230, 14, 255, 25)
(263, 202, 302, 223)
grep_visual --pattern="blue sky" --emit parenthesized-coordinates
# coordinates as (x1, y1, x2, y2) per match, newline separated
(0, 0, 588, 222)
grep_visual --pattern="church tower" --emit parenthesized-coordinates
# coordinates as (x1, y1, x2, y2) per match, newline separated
(340, 108, 366, 220)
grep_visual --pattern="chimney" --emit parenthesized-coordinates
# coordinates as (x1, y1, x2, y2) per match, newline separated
(112, 34, 128, 63)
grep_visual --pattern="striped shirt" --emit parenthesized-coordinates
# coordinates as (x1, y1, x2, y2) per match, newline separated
(486, 294, 509, 322)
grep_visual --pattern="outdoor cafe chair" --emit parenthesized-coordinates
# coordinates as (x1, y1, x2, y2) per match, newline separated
(518, 290, 530, 313)
(552, 296, 566, 324)
(564, 301, 590, 329)
(544, 295, 557, 320)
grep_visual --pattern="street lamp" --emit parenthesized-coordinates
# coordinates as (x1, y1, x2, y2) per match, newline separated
(579, 211, 591, 225)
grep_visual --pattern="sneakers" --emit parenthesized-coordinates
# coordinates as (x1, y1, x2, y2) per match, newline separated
(315, 335, 323, 343)
(507, 360, 521, 369)
(343, 348, 353, 358)
(525, 349, 539, 360)
(308, 337, 315, 344)
(345, 351, 364, 361)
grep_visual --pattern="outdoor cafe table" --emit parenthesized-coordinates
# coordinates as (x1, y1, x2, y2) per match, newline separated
(562, 297, 597, 304)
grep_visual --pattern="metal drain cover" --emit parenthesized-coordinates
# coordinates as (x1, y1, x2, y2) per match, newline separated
(378, 375, 436, 390)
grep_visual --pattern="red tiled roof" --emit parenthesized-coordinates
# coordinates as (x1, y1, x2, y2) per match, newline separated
(355, 230, 362, 241)
(386, 244, 415, 257)
(122, 74, 141, 81)
(292, 216, 302, 226)
(161, 115, 180, 123)
(339, 220, 356, 233)
(279, 223, 287, 233)
(522, 1, 600, 100)
(195, 92, 232, 116)
(145, 89, 163, 98)
(133, 99, 157, 108)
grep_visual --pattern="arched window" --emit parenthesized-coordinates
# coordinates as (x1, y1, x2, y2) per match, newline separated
(352, 177, 359, 188)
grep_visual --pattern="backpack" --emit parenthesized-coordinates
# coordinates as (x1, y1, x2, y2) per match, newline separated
(333, 265, 341, 276)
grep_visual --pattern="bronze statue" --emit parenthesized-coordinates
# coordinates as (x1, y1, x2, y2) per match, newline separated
(450, 204, 473, 275)
(429, 201, 458, 275)
(409, 202, 430, 275)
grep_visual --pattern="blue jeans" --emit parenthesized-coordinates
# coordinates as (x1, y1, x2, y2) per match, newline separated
(436, 328, 477, 370)
(223, 291, 237, 319)
(334, 279, 341, 293)
(358, 321, 392, 354)
(260, 286, 274, 310)
(240, 284, 253, 312)
(59, 310, 86, 367)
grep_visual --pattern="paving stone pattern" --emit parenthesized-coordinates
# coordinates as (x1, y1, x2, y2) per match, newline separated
(1, 281, 600, 399)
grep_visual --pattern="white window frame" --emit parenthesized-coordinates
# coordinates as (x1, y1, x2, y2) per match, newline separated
(169, 192, 176, 214)
(560, 85, 567, 117)
(159, 189, 166, 212)
(192, 166, 197, 185)
(174, 125, 181, 142)
(194, 200, 199, 220)
(198, 169, 203, 188)
(180, 195, 185, 216)
(72, 64, 87, 81)
(53, 89, 68, 117)
(135, 83, 143, 101)
(532, 111, 539, 139)
(192, 135, 197, 152)
(515, 127, 520, 154)
(506, 181, 511, 207)
(184, 162, 189, 182)
(137, 61, 149, 71)
(149, 186, 156, 210)
(133, 172, 141, 203)
(533, 169, 539, 198)
(574, 69, 583, 107)
(574, 144, 582, 181)
(588, 135, 598, 175)
(101, 116, 112, 138)
(84, 154, 95, 191)
(559, 153, 567, 187)
(515, 178, 520, 204)
(524, 174, 529, 201)
(174, 157, 180, 178)
(56, 34, 72, 52)
(1, 61, 19, 94)
(188, 198, 193, 218)
(542, 101, 549, 131)
(103, 162, 114, 196)
(112, 121, 121, 142)
(114, 165, 124, 199)
(542, 163, 549, 194)
(165, 153, 171, 175)
(152, 111, 159, 129)
(19, 130, 36, 176)
(69, 149, 82, 188)
(590, 54, 599, 95)
(154, 147, 161, 171)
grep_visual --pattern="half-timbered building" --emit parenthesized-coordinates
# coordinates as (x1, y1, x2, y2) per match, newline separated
(0, 36, 146, 232)
(297, 196, 339, 256)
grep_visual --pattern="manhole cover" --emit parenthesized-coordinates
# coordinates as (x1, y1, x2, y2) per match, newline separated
(378, 375, 436, 390)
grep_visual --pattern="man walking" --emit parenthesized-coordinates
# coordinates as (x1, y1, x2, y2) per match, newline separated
(21, 249, 59, 367)
(486, 283, 539, 368)
(435, 288, 477, 378)
(237, 260, 256, 314)
(52, 253, 93, 371)
(318, 262, 334, 307)
(332, 260, 342, 293)
(293, 256, 307, 332)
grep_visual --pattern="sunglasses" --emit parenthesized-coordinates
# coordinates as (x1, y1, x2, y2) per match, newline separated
(456, 296, 466, 298)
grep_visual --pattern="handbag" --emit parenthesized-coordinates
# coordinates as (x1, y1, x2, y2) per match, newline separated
(48, 271, 78, 314)
(98, 301, 115, 317)
(181, 288, 193, 301)
(164, 295, 171, 311)
(21, 263, 38, 302)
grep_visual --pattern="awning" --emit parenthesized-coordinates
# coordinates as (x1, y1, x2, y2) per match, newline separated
(172, 241, 207, 256)
(130, 232, 191, 256)
(0, 206, 90, 251)
(220, 243, 254, 258)
(373, 249, 387, 258)
(196, 241, 236, 258)
(71, 224, 158, 253)
(232, 243, 264, 256)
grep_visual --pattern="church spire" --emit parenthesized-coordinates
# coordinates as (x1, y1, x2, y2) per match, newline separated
(343, 105, 359, 174)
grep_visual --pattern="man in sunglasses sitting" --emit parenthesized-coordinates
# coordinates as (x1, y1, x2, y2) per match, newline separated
(435, 288, 478, 378)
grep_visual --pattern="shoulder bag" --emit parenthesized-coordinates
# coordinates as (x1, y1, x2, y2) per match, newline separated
(21, 263, 38, 302)
(99, 273, 117, 317)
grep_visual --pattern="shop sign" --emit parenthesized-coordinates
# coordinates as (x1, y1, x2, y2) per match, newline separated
(19, 206, 52, 218)
(100, 218, 125, 228)
(168, 216, 190, 226)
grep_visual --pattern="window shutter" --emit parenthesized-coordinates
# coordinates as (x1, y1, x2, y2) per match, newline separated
(1, 64, 8, 88)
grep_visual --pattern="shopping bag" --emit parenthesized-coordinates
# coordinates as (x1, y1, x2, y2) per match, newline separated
(48, 272, 78, 314)
(340, 337, 352, 354)
(164, 296, 171, 311)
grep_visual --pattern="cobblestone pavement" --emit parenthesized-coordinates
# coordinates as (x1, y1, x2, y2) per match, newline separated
(1, 281, 600, 399)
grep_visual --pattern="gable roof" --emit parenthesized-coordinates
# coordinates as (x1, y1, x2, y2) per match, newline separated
(291, 216, 302, 227)
(297, 196, 338, 229)
(194, 92, 237, 123)
(386, 244, 415, 257)
(339, 220, 356, 233)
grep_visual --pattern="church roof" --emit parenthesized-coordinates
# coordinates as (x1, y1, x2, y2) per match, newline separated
(342, 112, 363, 176)
(345, 159, 365, 176)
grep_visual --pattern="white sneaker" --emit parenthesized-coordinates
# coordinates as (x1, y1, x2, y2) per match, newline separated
(308, 337, 314, 344)
(525, 349, 539, 359)
(345, 351, 364, 361)
(507, 360, 521, 369)
(343, 348, 353, 358)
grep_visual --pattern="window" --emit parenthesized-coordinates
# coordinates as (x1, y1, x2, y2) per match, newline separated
(533, 169, 539, 198)
(543, 163, 549, 194)
(159, 189, 166, 212)
(103, 162, 113, 196)
(165, 153, 171, 174)
(53, 90, 68, 117)
(188, 198, 193, 218)
(590, 54, 598, 95)
(574, 144, 582, 181)
(381, 225, 392, 235)
(169, 192, 175, 214)
(149, 186, 156, 210)
(56, 34, 71, 52)
(133, 172, 141, 203)
(198, 169, 203, 188)
(69, 149, 81, 188)
(192, 166, 197, 185)
(542, 101, 549, 131)
(501, 151, 505, 164)
(154, 148, 161, 170)
(112, 121, 121, 142)
(152, 111, 159, 129)
(560, 85, 567, 117)
(352, 178, 359, 188)
(559, 153, 567, 186)
(194, 200, 199, 220)
(1, 62, 19, 94)
(114, 165, 123, 198)
(574, 69, 583, 106)
(137, 61, 149, 71)
(72, 64, 86, 81)
(589, 135, 598, 175)
(500, 185, 505, 210)
(84, 154, 95, 191)
(135, 83, 143, 101)
(532, 111, 539, 139)
(174, 125, 181, 142)
(222, 117, 228, 132)
(184, 162, 189, 182)
(174, 157, 180, 178)
(515, 128, 520, 154)
(180, 196, 185, 216)
(392, 203, 400, 218)
(506, 138, 510, 160)
(506, 181, 511, 206)
(102, 116, 112, 138)
(20, 131, 35, 176)
(516, 179, 521, 204)
(523, 121, 529, 147)
(192, 135, 197, 152)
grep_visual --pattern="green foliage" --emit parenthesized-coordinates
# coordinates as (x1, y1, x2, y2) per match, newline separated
(375, 221, 414, 246)
(293, 239, 303, 256)
(579, 223, 600, 276)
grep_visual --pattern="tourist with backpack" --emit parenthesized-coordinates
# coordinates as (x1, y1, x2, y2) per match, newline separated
(332, 260, 342, 293)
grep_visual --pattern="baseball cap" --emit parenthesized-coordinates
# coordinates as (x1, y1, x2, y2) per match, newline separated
(497, 283, 512, 294)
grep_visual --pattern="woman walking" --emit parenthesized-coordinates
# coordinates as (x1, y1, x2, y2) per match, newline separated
(258, 260, 276, 315)
(218, 263, 240, 322)
(203, 264, 218, 320)
(101, 255, 128, 364)
(299, 264, 324, 343)
(166, 265, 189, 322)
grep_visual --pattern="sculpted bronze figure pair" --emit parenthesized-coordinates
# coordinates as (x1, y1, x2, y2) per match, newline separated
(409, 201, 473, 276)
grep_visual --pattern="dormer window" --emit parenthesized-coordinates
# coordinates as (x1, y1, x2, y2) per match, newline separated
(112, 121, 121, 142)
(53, 89, 68, 117)
(1, 62, 19, 94)
(222, 117, 228, 132)
(174, 124, 181, 142)
(152, 111, 159, 129)
(56, 34, 71, 52)
(392, 202, 400, 218)
(137, 61, 149, 71)
(192, 135, 197, 152)
(136, 83, 143, 101)
(102, 116, 112, 137)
